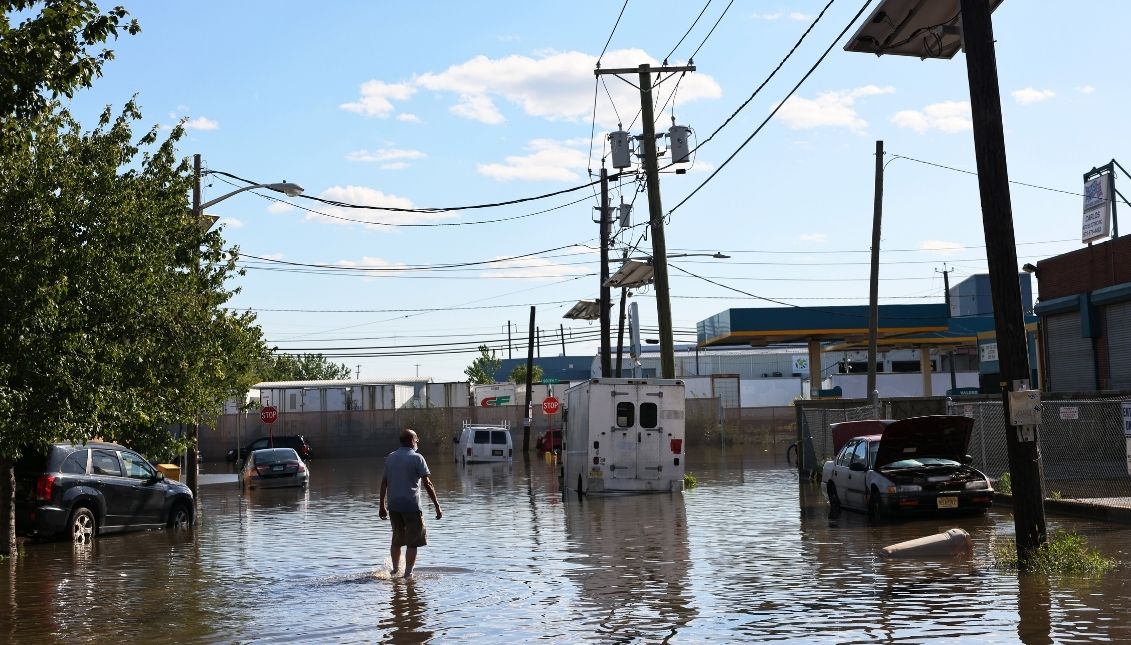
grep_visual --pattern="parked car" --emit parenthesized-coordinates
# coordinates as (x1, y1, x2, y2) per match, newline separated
(239, 448, 309, 489)
(453, 422, 513, 463)
(227, 435, 312, 462)
(535, 429, 562, 453)
(14, 441, 195, 543)
(821, 415, 994, 520)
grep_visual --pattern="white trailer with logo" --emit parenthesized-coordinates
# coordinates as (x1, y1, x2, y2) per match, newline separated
(562, 378, 686, 495)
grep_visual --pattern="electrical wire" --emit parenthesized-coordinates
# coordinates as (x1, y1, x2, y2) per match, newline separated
(687, 0, 735, 61)
(667, 0, 874, 216)
(597, 0, 630, 66)
(665, 0, 713, 63)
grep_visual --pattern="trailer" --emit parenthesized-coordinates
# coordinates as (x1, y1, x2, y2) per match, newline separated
(562, 378, 686, 495)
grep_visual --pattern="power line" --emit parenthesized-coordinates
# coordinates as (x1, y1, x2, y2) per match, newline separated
(687, 0, 736, 61)
(597, 0, 630, 65)
(664, 0, 713, 63)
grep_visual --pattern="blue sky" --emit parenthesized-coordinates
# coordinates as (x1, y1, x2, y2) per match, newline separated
(63, 1, 1129, 382)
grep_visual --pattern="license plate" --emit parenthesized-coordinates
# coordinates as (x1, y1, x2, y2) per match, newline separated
(492, 449, 503, 456)
(937, 496, 958, 509)
(271, 464, 284, 471)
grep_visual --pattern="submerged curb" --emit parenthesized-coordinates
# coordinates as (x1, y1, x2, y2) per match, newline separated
(994, 493, 1131, 524)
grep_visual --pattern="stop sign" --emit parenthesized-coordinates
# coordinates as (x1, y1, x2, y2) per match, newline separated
(260, 405, 278, 424)
(542, 396, 560, 415)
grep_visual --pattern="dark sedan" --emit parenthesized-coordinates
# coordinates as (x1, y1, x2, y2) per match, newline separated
(240, 448, 309, 489)
(821, 415, 994, 520)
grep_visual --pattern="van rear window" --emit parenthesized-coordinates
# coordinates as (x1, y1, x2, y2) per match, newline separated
(640, 402, 658, 428)
(491, 431, 508, 445)
(474, 430, 490, 444)
(616, 402, 635, 428)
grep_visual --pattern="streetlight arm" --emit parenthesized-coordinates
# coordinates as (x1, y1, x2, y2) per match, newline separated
(198, 181, 304, 212)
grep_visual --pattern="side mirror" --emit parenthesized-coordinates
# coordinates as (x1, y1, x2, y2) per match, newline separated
(962, 454, 974, 465)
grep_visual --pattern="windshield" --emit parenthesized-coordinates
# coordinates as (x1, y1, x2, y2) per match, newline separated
(884, 457, 961, 469)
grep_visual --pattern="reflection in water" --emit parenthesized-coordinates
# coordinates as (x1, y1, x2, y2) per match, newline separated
(1, 451, 1129, 642)
(563, 494, 694, 642)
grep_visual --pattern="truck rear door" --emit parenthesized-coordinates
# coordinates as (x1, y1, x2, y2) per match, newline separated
(634, 382, 665, 480)
(609, 395, 638, 480)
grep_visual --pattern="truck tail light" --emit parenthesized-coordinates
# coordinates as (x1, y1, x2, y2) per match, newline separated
(670, 439, 683, 454)
(466, 448, 472, 456)
(36, 475, 56, 502)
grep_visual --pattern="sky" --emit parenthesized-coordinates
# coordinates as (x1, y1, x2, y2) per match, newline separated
(60, 0, 1131, 382)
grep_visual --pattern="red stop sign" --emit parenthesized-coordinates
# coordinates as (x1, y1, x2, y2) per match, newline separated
(542, 396, 560, 415)
(260, 405, 278, 424)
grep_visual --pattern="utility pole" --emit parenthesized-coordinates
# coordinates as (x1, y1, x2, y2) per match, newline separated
(507, 321, 512, 360)
(960, 0, 1046, 558)
(186, 153, 202, 497)
(599, 167, 612, 377)
(938, 264, 958, 392)
(355, 364, 360, 380)
(559, 323, 567, 356)
(595, 62, 695, 379)
(867, 140, 883, 412)
(616, 288, 627, 377)
(523, 306, 535, 452)
(536, 327, 541, 358)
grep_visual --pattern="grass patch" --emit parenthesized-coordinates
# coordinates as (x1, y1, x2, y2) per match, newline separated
(996, 472, 1012, 495)
(683, 472, 698, 489)
(994, 531, 1116, 575)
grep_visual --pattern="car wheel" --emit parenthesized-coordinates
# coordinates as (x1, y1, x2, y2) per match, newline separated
(868, 489, 885, 523)
(69, 507, 96, 544)
(826, 483, 841, 511)
(167, 501, 194, 530)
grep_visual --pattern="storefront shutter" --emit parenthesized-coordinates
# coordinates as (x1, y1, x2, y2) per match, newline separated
(1106, 302, 1131, 389)
(1045, 312, 1095, 392)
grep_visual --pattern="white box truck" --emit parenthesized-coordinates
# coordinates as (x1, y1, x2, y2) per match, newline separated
(563, 378, 686, 495)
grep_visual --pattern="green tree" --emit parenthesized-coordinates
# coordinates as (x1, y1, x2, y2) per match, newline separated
(259, 353, 354, 382)
(464, 345, 502, 385)
(509, 364, 544, 385)
(0, 102, 270, 553)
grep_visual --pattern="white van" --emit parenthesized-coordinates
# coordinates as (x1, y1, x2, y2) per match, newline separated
(562, 378, 686, 495)
(453, 421, 513, 464)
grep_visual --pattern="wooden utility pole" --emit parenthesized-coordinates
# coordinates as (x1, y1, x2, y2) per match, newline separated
(960, 0, 1046, 557)
(867, 141, 883, 410)
(939, 265, 958, 392)
(186, 153, 202, 497)
(599, 167, 612, 377)
(522, 306, 535, 452)
(595, 63, 695, 379)
(615, 287, 627, 377)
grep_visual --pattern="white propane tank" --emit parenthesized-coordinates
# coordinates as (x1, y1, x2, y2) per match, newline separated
(618, 203, 631, 228)
(668, 125, 690, 163)
(880, 528, 972, 558)
(609, 130, 632, 169)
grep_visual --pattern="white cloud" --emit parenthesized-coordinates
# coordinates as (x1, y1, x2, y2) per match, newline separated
(919, 240, 963, 255)
(775, 85, 894, 132)
(477, 138, 589, 182)
(788, 12, 812, 21)
(260, 252, 285, 261)
(184, 116, 219, 131)
(891, 100, 971, 134)
(413, 48, 721, 128)
(1076, 84, 1096, 94)
(267, 202, 295, 214)
(218, 217, 243, 229)
(1012, 87, 1055, 105)
(396, 113, 423, 123)
(346, 147, 427, 163)
(381, 162, 410, 171)
(799, 233, 828, 243)
(313, 185, 454, 229)
(752, 12, 783, 20)
(482, 245, 594, 279)
(340, 80, 417, 118)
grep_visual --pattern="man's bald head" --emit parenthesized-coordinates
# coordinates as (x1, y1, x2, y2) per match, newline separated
(400, 428, 418, 447)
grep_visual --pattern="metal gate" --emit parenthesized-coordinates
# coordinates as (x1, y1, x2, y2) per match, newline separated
(1045, 312, 1095, 391)
(1106, 301, 1131, 389)
(711, 374, 741, 408)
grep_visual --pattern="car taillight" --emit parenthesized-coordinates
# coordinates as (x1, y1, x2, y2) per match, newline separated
(670, 439, 683, 454)
(36, 475, 56, 502)
(297, 463, 306, 473)
(466, 448, 472, 456)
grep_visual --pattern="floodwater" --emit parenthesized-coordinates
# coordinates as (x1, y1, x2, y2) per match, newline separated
(3, 447, 1131, 644)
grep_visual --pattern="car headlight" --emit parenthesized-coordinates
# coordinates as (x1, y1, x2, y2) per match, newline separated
(966, 479, 990, 490)
(891, 484, 921, 493)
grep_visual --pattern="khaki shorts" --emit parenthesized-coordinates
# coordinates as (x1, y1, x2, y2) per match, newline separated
(389, 511, 428, 548)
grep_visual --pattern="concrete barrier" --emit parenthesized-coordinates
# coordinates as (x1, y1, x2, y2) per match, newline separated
(880, 528, 972, 558)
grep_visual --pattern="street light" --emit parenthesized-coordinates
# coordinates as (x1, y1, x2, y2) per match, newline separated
(184, 154, 303, 497)
(844, 0, 1046, 561)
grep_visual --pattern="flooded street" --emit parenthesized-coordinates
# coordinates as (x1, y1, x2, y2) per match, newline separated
(3, 446, 1131, 643)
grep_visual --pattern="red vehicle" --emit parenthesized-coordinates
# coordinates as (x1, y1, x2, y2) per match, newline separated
(536, 429, 562, 453)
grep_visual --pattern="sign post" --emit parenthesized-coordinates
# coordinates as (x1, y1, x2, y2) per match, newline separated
(1123, 401, 1131, 476)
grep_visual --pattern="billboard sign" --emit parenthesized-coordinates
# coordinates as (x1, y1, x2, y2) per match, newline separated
(1082, 172, 1112, 243)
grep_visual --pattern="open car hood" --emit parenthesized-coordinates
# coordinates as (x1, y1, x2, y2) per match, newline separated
(874, 415, 974, 468)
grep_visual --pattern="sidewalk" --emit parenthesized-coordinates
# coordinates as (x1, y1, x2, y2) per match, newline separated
(995, 493, 1131, 524)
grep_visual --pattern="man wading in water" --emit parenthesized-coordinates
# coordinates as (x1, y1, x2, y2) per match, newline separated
(379, 428, 443, 578)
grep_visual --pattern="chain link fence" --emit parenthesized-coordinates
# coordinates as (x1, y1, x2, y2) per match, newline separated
(947, 395, 1131, 507)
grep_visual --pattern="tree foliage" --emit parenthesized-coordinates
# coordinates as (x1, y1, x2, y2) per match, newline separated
(258, 353, 353, 382)
(464, 345, 501, 385)
(0, 102, 271, 463)
(508, 364, 544, 385)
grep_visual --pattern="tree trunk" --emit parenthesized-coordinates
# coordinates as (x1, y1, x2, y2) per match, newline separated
(1, 459, 14, 558)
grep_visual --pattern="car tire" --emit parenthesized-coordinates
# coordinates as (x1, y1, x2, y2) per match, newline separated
(868, 488, 885, 523)
(826, 483, 841, 512)
(69, 507, 96, 544)
(167, 501, 194, 530)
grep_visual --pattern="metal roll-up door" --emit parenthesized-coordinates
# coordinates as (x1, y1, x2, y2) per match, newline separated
(1045, 312, 1095, 392)
(1106, 302, 1131, 389)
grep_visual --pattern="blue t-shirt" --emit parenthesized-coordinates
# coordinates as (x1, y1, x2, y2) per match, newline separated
(383, 447, 431, 513)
